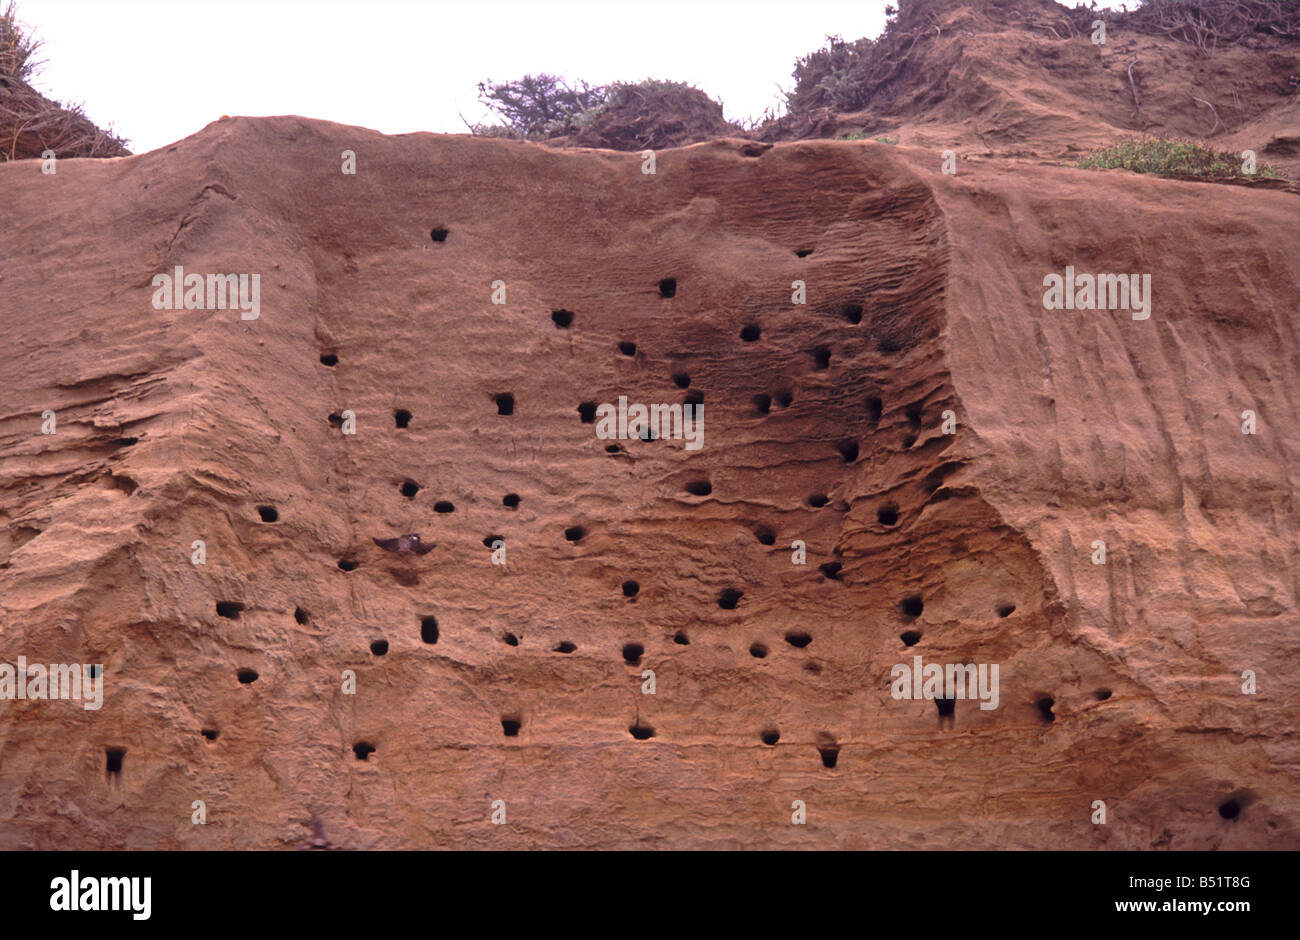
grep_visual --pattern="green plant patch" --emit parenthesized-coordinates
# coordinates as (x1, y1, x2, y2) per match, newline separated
(1077, 138, 1279, 178)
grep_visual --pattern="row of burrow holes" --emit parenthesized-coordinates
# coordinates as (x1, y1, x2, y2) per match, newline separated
(202, 597, 1112, 762)
(98, 742, 1247, 822)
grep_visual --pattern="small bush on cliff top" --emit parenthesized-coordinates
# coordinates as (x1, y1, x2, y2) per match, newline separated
(476, 73, 608, 137)
(475, 75, 732, 149)
(787, 33, 887, 114)
(568, 79, 734, 149)
(1077, 137, 1278, 178)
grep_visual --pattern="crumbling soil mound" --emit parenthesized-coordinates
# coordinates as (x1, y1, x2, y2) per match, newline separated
(567, 81, 736, 151)
(762, 0, 1300, 178)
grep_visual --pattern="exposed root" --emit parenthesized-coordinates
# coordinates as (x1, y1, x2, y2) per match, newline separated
(1193, 96, 1226, 134)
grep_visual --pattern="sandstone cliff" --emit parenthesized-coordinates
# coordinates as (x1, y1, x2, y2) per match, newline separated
(0, 111, 1296, 849)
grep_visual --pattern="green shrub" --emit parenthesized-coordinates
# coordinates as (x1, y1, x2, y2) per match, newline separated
(476, 74, 607, 137)
(474, 76, 729, 147)
(788, 34, 883, 114)
(1076, 138, 1279, 178)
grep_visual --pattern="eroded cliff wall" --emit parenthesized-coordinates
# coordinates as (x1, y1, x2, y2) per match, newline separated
(0, 116, 1295, 848)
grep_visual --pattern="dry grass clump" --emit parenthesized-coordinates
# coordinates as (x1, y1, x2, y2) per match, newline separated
(1120, 0, 1300, 54)
(0, 0, 129, 160)
(0, 0, 42, 80)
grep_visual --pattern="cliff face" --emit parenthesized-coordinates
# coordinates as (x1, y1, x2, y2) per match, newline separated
(0, 114, 1296, 849)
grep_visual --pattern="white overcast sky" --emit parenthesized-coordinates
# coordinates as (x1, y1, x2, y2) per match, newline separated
(19, 0, 1130, 155)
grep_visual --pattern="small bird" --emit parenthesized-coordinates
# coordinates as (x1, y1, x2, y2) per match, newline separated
(310, 817, 330, 849)
(373, 533, 434, 555)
